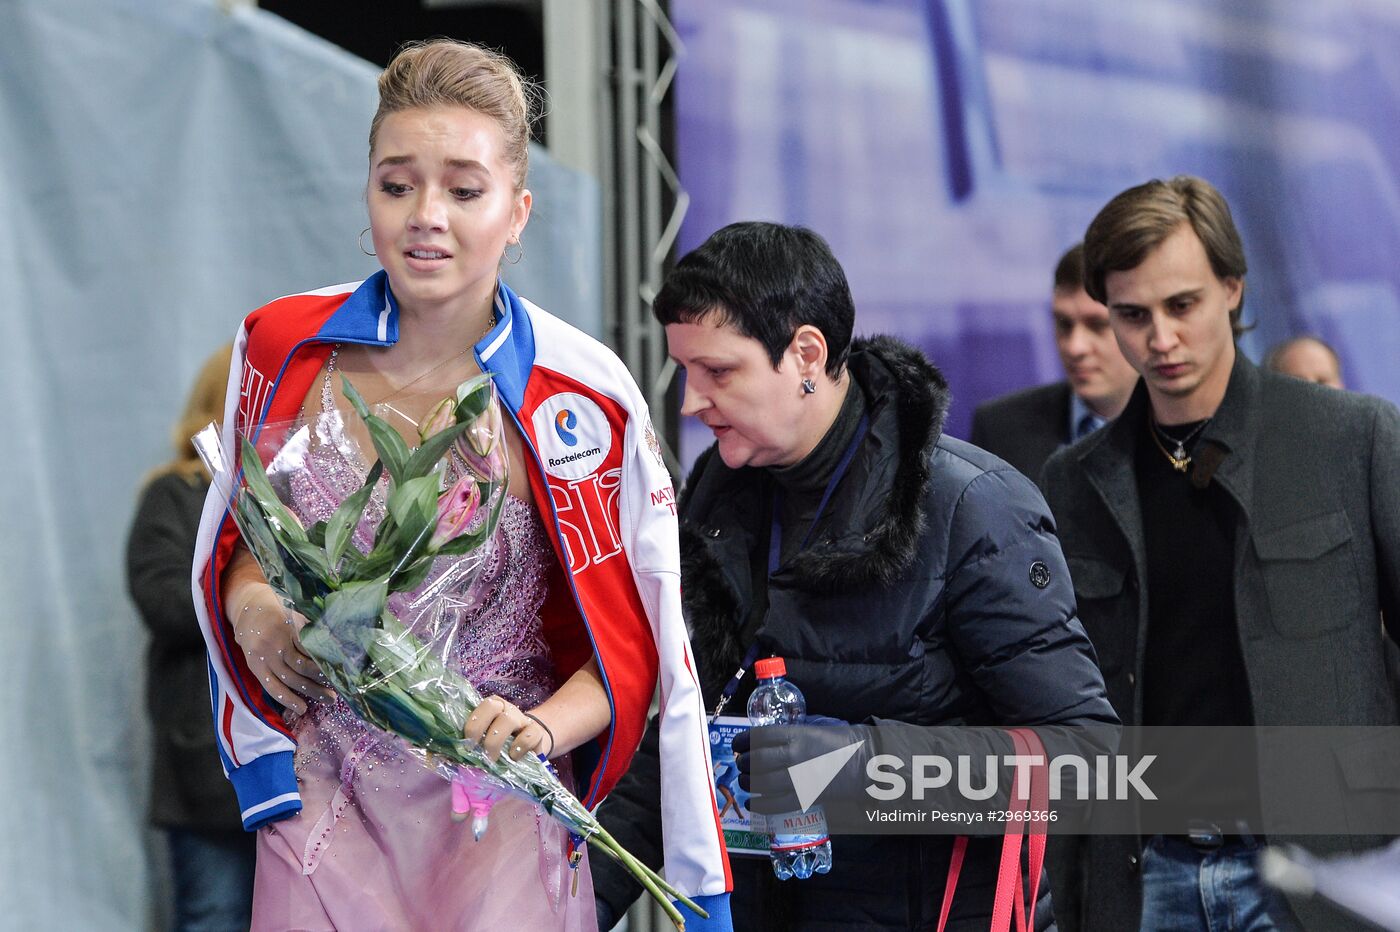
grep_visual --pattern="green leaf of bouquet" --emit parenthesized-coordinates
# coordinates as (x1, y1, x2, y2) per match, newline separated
(363, 652, 459, 742)
(386, 474, 437, 527)
(388, 555, 436, 594)
(372, 514, 395, 549)
(430, 524, 491, 556)
(233, 493, 283, 568)
(336, 544, 366, 584)
(325, 579, 390, 628)
(303, 579, 390, 674)
(340, 374, 373, 420)
(298, 623, 350, 674)
(392, 518, 434, 571)
(238, 437, 307, 544)
(325, 460, 384, 572)
(364, 416, 410, 487)
(360, 680, 435, 744)
(281, 535, 332, 581)
(387, 475, 437, 558)
(377, 610, 409, 636)
(342, 376, 410, 485)
(307, 520, 328, 548)
(403, 419, 473, 482)
(231, 495, 316, 611)
(345, 543, 398, 583)
(364, 615, 428, 678)
(453, 373, 495, 422)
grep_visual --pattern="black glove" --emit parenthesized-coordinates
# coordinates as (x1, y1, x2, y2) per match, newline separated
(734, 716, 871, 815)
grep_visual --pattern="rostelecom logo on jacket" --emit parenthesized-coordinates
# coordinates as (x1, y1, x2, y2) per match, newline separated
(555, 409, 580, 446)
(533, 392, 611, 480)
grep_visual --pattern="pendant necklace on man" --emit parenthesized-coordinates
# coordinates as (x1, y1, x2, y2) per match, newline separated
(1149, 416, 1210, 473)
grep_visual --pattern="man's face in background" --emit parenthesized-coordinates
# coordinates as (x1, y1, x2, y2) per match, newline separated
(1053, 286, 1139, 419)
(1271, 338, 1345, 389)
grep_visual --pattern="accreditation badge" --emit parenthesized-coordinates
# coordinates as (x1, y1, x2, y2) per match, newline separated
(708, 716, 766, 856)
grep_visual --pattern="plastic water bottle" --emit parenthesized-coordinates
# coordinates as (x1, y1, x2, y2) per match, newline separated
(746, 656, 833, 880)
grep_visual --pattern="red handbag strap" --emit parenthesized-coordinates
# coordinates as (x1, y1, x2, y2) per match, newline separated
(990, 781, 1025, 932)
(1021, 728, 1049, 931)
(936, 834, 969, 932)
(994, 727, 1048, 932)
(936, 728, 1049, 932)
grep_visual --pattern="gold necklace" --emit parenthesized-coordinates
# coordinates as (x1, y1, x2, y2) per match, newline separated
(1147, 415, 1210, 473)
(336, 310, 496, 407)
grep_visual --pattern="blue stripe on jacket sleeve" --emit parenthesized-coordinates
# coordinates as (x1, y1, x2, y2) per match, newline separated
(675, 893, 733, 932)
(230, 749, 302, 830)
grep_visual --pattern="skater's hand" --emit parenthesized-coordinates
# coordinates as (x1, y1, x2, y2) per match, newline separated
(464, 695, 553, 762)
(226, 581, 334, 714)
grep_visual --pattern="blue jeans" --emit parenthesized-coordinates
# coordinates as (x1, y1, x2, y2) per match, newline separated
(166, 828, 257, 932)
(1140, 835, 1297, 931)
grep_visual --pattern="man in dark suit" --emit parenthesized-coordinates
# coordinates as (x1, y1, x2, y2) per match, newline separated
(1043, 176, 1400, 931)
(970, 243, 1138, 483)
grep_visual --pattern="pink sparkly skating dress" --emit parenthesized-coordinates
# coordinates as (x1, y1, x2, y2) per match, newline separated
(251, 400, 597, 932)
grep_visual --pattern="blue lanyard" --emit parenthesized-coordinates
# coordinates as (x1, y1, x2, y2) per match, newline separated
(768, 412, 869, 575)
(709, 413, 869, 721)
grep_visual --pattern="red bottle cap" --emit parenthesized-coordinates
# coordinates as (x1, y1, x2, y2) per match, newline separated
(753, 656, 786, 679)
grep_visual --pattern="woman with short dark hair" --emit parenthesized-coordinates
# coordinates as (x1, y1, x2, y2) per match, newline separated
(595, 221, 1117, 931)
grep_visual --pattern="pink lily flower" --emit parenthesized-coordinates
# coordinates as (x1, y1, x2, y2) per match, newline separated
(454, 403, 509, 484)
(428, 474, 481, 550)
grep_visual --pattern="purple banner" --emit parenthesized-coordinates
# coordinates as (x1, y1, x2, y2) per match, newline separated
(672, 0, 1400, 465)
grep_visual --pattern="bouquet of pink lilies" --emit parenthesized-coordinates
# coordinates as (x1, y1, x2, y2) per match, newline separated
(196, 373, 704, 929)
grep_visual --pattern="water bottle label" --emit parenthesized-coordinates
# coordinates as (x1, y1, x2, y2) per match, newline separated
(771, 834, 829, 853)
(775, 810, 828, 834)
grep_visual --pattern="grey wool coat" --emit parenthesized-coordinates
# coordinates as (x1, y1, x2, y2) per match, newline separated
(1041, 352, 1400, 932)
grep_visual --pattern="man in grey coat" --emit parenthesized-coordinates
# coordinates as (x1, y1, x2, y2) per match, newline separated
(1042, 175, 1400, 931)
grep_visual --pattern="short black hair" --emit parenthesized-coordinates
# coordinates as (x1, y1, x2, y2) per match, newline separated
(1053, 243, 1085, 292)
(652, 221, 855, 378)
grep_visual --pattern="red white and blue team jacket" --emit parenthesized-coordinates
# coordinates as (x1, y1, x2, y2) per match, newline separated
(191, 272, 732, 921)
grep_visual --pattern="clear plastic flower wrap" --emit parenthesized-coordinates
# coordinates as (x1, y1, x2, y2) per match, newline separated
(194, 373, 705, 929)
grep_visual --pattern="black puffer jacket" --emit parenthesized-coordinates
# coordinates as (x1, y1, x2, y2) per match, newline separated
(595, 337, 1116, 931)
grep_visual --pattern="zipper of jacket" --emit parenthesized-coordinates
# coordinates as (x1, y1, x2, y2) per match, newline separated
(476, 348, 619, 810)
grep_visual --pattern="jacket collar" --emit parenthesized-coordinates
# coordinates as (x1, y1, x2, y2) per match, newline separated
(309, 271, 536, 412)
(1076, 348, 1259, 553)
(473, 280, 535, 413)
(1077, 383, 1147, 573)
(1195, 350, 1260, 516)
(317, 270, 400, 344)
(681, 335, 951, 592)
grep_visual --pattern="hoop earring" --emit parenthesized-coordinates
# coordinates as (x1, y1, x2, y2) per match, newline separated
(504, 239, 524, 265)
(801, 378, 817, 395)
(358, 227, 376, 257)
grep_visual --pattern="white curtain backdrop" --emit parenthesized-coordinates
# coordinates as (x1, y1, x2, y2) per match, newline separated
(0, 0, 600, 926)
